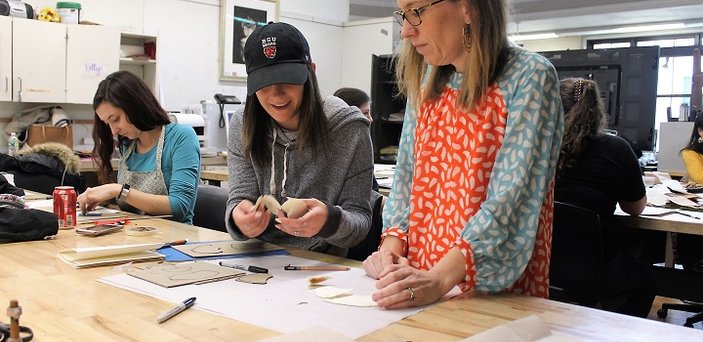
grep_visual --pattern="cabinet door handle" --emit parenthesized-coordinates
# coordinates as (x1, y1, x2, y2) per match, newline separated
(4, 76, 7, 93)
(17, 77, 22, 102)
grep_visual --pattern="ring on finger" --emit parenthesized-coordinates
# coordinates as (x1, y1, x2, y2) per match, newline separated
(407, 287, 415, 301)
(294, 230, 300, 237)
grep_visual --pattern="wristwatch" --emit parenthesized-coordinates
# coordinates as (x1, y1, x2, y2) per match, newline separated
(118, 183, 131, 201)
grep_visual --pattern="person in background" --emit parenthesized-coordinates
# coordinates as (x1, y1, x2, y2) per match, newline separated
(333, 87, 379, 192)
(77, 70, 201, 224)
(556, 77, 654, 317)
(361, 0, 563, 309)
(226, 22, 373, 257)
(681, 113, 703, 184)
(678, 113, 703, 272)
(333, 87, 372, 123)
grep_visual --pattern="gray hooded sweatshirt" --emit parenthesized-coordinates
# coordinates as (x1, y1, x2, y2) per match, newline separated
(225, 96, 373, 257)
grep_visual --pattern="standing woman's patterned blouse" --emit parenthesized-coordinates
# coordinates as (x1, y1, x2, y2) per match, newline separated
(382, 46, 564, 298)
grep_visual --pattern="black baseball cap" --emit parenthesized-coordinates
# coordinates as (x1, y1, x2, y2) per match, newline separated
(244, 22, 312, 95)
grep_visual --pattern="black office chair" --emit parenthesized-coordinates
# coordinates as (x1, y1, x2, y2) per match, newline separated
(549, 201, 606, 307)
(656, 233, 703, 327)
(192, 184, 229, 232)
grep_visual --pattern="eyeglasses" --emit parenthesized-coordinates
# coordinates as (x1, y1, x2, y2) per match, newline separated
(393, 0, 448, 27)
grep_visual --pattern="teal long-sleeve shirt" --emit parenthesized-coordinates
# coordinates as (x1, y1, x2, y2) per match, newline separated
(118, 123, 201, 223)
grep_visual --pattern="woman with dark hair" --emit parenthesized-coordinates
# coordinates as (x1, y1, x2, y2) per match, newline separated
(333, 87, 372, 123)
(681, 113, 703, 184)
(77, 71, 200, 223)
(361, 0, 563, 309)
(556, 78, 646, 220)
(556, 77, 654, 317)
(226, 22, 373, 257)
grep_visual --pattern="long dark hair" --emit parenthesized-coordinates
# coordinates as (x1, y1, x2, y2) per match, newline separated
(682, 112, 703, 154)
(242, 64, 328, 166)
(557, 78, 607, 178)
(92, 70, 170, 183)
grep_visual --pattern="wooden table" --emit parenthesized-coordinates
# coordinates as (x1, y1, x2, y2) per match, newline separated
(200, 168, 228, 186)
(616, 208, 703, 303)
(616, 208, 703, 266)
(199, 163, 396, 189)
(2, 217, 702, 341)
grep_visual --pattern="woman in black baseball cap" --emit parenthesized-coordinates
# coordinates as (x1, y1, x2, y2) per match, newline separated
(224, 22, 374, 258)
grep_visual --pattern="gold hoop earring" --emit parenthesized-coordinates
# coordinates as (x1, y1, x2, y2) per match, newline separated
(463, 23, 472, 51)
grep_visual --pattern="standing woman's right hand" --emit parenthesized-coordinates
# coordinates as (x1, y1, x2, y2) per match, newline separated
(362, 250, 406, 279)
(232, 200, 271, 238)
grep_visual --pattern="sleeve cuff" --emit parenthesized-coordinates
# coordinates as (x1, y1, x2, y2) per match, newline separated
(317, 202, 341, 238)
(449, 238, 477, 292)
(381, 227, 408, 255)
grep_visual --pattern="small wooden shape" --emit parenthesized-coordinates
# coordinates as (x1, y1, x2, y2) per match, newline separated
(254, 195, 307, 218)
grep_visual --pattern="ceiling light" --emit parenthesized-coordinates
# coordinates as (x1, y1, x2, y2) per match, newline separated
(611, 23, 685, 34)
(509, 32, 559, 41)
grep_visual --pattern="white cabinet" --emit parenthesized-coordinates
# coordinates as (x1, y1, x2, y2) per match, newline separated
(8, 18, 119, 104)
(0, 16, 11, 102)
(12, 18, 66, 103)
(66, 25, 120, 103)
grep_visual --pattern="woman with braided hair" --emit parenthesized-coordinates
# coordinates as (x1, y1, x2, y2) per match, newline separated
(556, 77, 654, 318)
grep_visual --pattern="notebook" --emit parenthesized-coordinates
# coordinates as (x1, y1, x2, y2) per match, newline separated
(57, 243, 165, 269)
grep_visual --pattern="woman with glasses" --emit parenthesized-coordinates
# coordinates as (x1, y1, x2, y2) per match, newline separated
(362, 0, 563, 308)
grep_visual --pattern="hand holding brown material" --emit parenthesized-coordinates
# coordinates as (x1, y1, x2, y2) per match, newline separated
(253, 195, 307, 218)
(274, 198, 328, 238)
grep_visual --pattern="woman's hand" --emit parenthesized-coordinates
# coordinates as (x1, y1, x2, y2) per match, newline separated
(77, 183, 121, 214)
(232, 200, 271, 238)
(372, 264, 446, 309)
(362, 250, 406, 279)
(274, 198, 327, 237)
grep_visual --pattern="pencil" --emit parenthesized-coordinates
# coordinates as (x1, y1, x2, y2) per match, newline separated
(284, 264, 350, 271)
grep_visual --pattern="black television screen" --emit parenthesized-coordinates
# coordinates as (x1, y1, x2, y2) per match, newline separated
(540, 47, 660, 151)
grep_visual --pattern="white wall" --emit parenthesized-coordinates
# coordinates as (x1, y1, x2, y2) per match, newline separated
(280, 0, 349, 23)
(281, 12, 344, 97)
(341, 17, 395, 95)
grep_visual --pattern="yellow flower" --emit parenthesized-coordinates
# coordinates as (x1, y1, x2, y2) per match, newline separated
(37, 7, 60, 23)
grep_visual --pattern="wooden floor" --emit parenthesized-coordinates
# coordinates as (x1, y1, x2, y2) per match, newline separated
(648, 296, 703, 329)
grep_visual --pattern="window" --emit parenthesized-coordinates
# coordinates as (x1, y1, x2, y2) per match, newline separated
(592, 42, 631, 49)
(589, 33, 703, 152)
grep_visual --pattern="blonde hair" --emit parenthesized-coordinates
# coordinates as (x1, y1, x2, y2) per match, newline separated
(395, 0, 510, 110)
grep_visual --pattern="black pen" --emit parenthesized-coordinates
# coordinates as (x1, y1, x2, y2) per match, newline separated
(218, 261, 269, 273)
(157, 297, 196, 324)
(675, 211, 700, 220)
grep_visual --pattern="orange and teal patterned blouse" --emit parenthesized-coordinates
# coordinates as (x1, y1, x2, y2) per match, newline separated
(382, 46, 564, 298)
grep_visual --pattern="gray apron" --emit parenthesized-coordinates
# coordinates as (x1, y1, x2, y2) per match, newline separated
(116, 127, 168, 213)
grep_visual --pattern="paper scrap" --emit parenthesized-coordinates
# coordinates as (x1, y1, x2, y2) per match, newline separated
(314, 286, 353, 299)
(325, 295, 376, 307)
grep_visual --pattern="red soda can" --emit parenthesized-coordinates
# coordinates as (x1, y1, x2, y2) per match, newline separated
(53, 186, 77, 229)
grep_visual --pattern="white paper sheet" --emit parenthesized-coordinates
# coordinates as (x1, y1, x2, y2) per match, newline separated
(99, 254, 447, 339)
